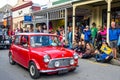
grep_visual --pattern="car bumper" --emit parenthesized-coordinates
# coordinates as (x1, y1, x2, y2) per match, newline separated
(40, 66, 78, 73)
(0, 43, 10, 46)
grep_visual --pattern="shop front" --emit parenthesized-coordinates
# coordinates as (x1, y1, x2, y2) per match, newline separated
(72, 0, 120, 43)
(32, 3, 72, 41)
(102, 5, 120, 27)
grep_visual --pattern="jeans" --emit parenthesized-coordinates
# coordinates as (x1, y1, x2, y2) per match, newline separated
(91, 37, 95, 47)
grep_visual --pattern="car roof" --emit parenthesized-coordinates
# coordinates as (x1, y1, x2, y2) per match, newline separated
(16, 33, 58, 36)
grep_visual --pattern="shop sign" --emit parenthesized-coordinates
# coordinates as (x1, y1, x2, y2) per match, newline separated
(24, 15, 32, 22)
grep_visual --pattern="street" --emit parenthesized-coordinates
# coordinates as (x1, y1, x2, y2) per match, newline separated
(0, 49, 120, 80)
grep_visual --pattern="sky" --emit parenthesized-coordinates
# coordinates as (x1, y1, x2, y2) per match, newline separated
(0, 0, 57, 8)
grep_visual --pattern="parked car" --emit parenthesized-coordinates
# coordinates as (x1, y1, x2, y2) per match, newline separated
(0, 29, 11, 48)
(9, 33, 79, 79)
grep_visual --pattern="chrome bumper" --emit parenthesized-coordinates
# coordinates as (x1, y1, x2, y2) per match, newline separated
(40, 66, 77, 73)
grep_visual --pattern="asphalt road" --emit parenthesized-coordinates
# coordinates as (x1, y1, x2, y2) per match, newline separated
(0, 49, 120, 80)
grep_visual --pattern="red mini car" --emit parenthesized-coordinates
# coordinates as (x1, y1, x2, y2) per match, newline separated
(9, 33, 79, 79)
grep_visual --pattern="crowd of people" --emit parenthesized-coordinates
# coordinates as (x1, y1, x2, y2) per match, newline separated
(65, 21, 120, 63)
(7, 21, 120, 63)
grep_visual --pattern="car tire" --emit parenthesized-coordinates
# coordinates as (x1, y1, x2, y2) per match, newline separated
(9, 53, 15, 65)
(29, 62, 40, 79)
(7, 45, 10, 49)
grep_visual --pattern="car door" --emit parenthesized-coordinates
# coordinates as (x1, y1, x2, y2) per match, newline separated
(17, 35, 30, 68)
(12, 35, 21, 63)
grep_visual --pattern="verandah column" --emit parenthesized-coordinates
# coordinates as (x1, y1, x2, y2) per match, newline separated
(65, 8, 68, 42)
(72, 6, 76, 43)
(106, 0, 112, 44)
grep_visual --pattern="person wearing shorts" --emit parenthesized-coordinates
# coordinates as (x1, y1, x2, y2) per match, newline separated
(110, 40, 117, 48)
(109, 22, 119, 59)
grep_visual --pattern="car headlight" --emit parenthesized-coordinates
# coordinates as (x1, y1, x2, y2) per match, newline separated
(70, 59, 74, 65)
(54, 61, 60, 67)
(73, 53, 78, 59)
(43, 55, 50, 63)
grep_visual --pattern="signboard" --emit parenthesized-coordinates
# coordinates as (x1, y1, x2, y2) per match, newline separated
(24, 15, 32, 22)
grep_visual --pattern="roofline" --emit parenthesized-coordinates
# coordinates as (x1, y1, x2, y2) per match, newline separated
(11, 1, 33, 11)
(72, 0, 84, 4)
(32, 3, 72, 15)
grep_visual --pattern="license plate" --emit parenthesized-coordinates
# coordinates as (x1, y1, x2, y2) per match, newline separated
(58, 69, 68, 74)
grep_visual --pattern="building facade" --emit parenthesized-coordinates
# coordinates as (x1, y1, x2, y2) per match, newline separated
(0, 4, 12, 29)
(11, 0, 40, 30)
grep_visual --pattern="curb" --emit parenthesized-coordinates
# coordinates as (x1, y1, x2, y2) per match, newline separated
(82, 57, 120, 66)
(110, 59, 120, 66)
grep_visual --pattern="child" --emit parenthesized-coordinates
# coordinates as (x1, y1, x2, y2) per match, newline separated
(96, 41, 113, 63)
(74, 39, 86, 57)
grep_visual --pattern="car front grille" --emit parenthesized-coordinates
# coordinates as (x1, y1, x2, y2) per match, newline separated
(48, 58, 73, 68)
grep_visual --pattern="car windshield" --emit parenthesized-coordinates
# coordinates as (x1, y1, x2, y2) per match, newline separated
(30, 35, 62, 47)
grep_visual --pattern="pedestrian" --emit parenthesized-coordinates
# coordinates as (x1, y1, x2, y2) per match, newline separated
(100, 24, 107, 41)
(95, 41, 113, 63)
(43, 25, 47, 33)
(28, 24, 34, 33)
(95, 26, 102, 49)
(91, 22, 98, 47)
(83, 25, 91, 43)
(36, 25, 43, 33)
(74, 39, 86, 57)
(75, 27, 81, 43)
(81, 43, 94, 59)
(109, 21, 120, 59)
(67, 26, 72, 49)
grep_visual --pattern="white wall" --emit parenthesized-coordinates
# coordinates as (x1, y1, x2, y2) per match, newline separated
(12, 6, 32, 18)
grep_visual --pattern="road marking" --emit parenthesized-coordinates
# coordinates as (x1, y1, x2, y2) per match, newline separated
(87, 60, 108, 66)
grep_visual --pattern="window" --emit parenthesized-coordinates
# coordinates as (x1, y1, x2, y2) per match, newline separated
(14, 35, 20, 45)
(20, 35, 28, 47)
(30, 35, 61, 47)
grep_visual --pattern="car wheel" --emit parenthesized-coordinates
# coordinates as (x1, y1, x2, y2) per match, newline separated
(7, 45, 10, 49)
(9, 53, 15, 65)
(29, 62, 40, 79)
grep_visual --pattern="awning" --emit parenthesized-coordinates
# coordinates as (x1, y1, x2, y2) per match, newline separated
(32, 3, 72, 21)
(72, 0, 104, 7)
